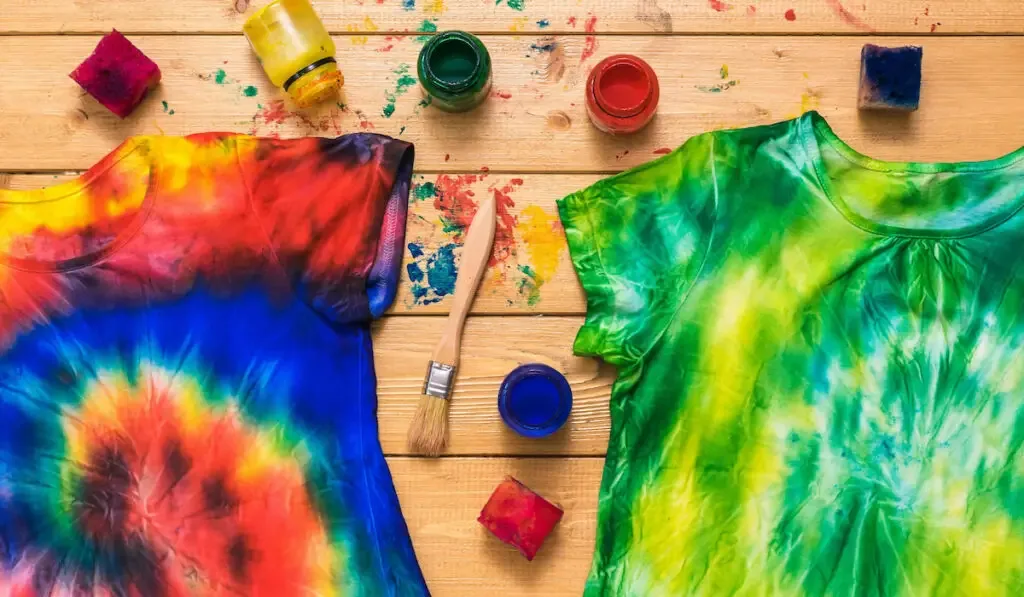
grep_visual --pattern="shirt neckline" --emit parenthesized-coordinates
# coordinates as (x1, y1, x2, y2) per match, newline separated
(0, 137, 156, 273)
(799, 110, 1024, 240)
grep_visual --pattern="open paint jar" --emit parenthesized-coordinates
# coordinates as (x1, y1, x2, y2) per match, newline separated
(243, 0, 343, 107)
(417, 31, 492, 112)
(498, 364, 572, 438)
(585, 54, 660, 135)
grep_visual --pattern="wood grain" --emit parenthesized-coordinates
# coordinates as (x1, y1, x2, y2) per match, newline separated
(389, 456, 600, 596)
(2, 0, 1022, 35)
(374, 316, 612, 456)
(2, 36, 1024, 171)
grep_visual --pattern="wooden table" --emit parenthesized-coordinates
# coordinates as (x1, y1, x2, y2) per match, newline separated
(2, 1, 1023, 594)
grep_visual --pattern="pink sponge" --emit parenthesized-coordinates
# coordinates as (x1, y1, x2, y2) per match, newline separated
(70, 30, 161, 118)
(478, 476, 564, 560)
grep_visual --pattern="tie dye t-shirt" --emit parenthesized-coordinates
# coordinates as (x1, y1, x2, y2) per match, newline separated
(558, 111, 1024, 596)
(0, 133, 430, 596)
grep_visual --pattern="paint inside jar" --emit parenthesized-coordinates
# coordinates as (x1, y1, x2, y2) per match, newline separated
(417, 31, 493, 112)
(596, 61, 650, 116)
(585, 54, 660, 135)
(429, 38, 478, 85)
(498, 363, 573, 438)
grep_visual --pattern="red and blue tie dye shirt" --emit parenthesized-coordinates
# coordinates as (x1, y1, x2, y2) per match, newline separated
(0, 133, 428, 596)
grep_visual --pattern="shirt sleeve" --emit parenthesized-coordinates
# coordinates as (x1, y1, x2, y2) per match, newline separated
(239, 134, 414, 323)
(556, 133, 718, 367)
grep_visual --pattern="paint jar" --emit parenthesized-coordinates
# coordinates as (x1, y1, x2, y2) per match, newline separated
(498, 364, 572, 438)
(243, 0, 343, 107)
(417, 31, 492, 113)
(585, 54, 660, 135)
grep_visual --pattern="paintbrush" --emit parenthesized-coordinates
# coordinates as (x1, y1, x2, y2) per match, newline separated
(407, 192, 496, 456)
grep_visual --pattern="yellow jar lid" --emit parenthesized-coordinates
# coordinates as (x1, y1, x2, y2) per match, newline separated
(288, 64, 343, 108)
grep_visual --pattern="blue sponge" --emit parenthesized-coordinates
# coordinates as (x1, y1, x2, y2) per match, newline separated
(858, 44, 923, 111)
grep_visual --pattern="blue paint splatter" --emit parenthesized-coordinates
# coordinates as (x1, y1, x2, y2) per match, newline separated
(537, 19, 550, 28)
(403, 0, 415, 10)
(407, 262, 425, 283)
(407, 243, 459, 305)
(529, 42, 558, 53)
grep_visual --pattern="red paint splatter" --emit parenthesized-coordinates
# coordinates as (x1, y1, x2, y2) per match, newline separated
(481, 166, 490, 172)
(785, 9, 796, 21)
(747, 5, 756, 15)
(444, 154, 451, 162)
(567, 16, 577, 27)
(250, 99, 346, 135)
(924, 7, 930, 16)
(581, 15, 599, 63)
(825, 0, 875, 32)
(653, 147, 672, 155)
(431, 174, 522, 267)
(491, 90, 513, 99)
(709, 0, 730, 12)
(930, 22, 939, 32)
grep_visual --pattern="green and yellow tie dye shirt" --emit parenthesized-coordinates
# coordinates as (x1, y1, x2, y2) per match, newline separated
(558, 111, 1024, 596)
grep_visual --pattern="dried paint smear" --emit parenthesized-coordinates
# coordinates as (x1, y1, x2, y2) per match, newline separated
(404, 175, 566, 307)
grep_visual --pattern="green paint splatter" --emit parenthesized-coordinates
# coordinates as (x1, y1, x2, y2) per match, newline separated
(517, 264, 541, 305)
(399, 125, 407, 136)
(720, 64, 729, 79)
(413, 182, 437, 202)
(215, 69, 229, 84)
(161, 101, 174, 115)
(695, 80, 739, 93)
(497, 0, 526, 10)
(415, 19, 438, 43)
(242, 85, 258, 97)
(382, 64, 417, 118)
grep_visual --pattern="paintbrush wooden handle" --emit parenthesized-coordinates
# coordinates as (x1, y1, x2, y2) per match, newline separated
(431, 192, 496, 367)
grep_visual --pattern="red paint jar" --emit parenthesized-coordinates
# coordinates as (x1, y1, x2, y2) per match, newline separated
(585, 54, 659, 135)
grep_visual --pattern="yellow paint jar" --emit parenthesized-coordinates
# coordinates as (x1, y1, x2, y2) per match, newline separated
(243, 0, 343, 107)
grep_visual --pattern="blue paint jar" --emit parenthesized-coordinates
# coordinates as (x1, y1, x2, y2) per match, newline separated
(498, 363, 572, 438)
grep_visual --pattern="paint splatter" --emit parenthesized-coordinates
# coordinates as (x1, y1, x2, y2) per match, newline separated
(509, 16, 530, 31)
(785, 9, 796, 21)
(747, 5, 756, 15)
(567, 16, 577, 27)
(242, 85, 258, 97)
(530, 42, 558, 53)
(696, 64, 739, 93)
(424, 0, 446, 14)
(825, 0, 874, 32)
(516, 265, 540, 306)
(402, 0, 415, 10)
(709, 0, 730, 11)
(492, 90, 513, 99)
(537, 19, 550, 28)
(496, 0, 526, 10)
(637, 0, 673, 32)
(653, 147, 672, 155)
(382, 64, 418, 118)
(413, 181, 437, 202)
(444, 154, 450, 162)
(581, 16, 599, 63)
(720, 64, 729, 78)
(407, 243, 458, 305)
(516, 204, 563, 306)
(249, 99, 344, 137)
(215, 69, 229, 84)
(487, 178, 523, 266)
(415, 19, 438, 43)
(346, 16, 380, 45)
(161, 101, 175, 115)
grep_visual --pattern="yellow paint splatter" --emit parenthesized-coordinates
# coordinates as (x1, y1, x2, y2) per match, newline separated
(517, 205, 564, 287)
(509, 16, 530, 31)
(424, 0, 446, 14)
(347, 16, 379, 45)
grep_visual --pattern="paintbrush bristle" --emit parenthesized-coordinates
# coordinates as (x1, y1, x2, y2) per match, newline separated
(408, 395, 450, 456)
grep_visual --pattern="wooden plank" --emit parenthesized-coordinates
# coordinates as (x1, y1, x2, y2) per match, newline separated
(2, 35, 1024, 172)
(388, 456, 600, 596)
(374, 316, 611, 456)
(3, 172, 593, 314)
(2, 0, 1022, 35)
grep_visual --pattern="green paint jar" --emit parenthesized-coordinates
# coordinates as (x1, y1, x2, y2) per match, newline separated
(417, 31, 492, 113)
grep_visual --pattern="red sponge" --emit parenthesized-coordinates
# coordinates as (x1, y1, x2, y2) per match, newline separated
(70, 30, 161, 118)
(478, 476, 564, 560)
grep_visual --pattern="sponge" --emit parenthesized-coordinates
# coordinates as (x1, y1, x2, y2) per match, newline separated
(858, 44, 923, 111)
(70, 30, 162, 118)
(477, 476, 563, 561)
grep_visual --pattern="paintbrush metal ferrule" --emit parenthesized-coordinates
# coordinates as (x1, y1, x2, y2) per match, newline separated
(422, 361, 456, 399)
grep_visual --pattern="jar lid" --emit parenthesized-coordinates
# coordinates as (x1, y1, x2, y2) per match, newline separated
(591, 55, 658, 118)
(498, 364, 572, 438)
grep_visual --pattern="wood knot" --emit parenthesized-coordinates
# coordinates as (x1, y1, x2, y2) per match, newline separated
(546, 110, 572, 131)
